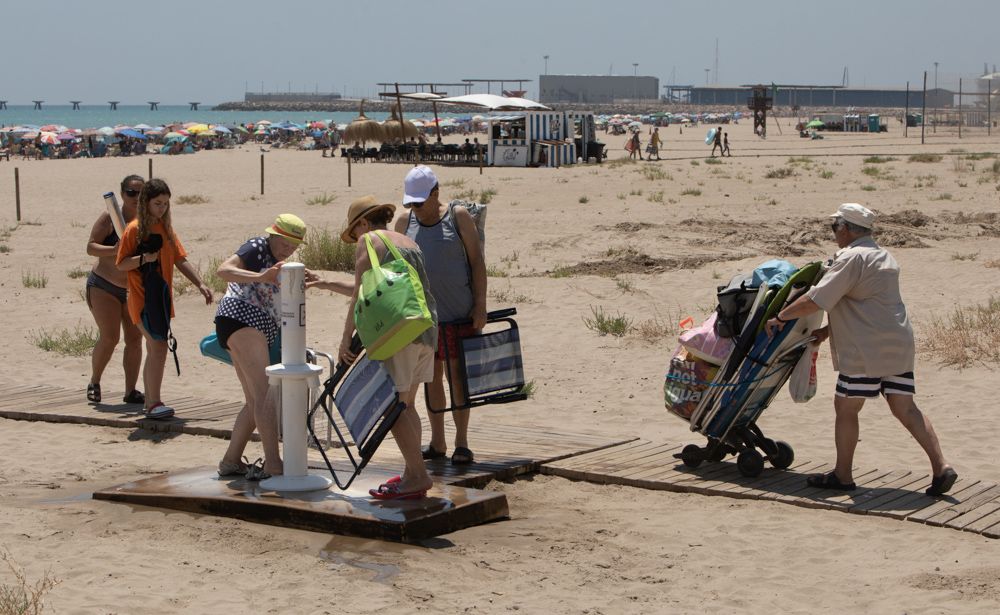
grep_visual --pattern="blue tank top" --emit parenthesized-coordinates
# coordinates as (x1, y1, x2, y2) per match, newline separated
(405, 206, 473, 323)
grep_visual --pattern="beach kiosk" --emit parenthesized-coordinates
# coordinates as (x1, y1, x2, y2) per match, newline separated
(436, 94, 590, 168)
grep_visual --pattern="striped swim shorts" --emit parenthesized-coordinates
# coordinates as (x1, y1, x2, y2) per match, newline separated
(835, 372, 915, 398)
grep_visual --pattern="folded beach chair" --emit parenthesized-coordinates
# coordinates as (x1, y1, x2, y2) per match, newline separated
(670, 263, 824, 477)
(430, 308, 527, 414)
(306, 335, 406, 490)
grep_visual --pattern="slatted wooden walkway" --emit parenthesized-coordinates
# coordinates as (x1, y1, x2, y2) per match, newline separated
(0, 383, 633, 488)
(540, 440, 1000, 539)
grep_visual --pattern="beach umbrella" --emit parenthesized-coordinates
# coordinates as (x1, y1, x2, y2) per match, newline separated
(806, 119, 825, 128)
(118, 128, 147, 140)
(57, 132, 77, 141)
(343, 99, 384, 144)
(187, 123, 212, 134)
(256, 119, 272, 126)
(38, 132, 60, 145)
(39, 124, 61, 132)
(382, 106, 418, 141)
(133, 123, 154, 131)
(211, 125, 232, 134)
(20, 132, 39, 140)
(164, 131, 185, 139)
(97, 126, 115, 136)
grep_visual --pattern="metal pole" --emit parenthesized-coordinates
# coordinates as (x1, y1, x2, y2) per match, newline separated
(478, 145, 483, 175)
(904, 81, 909, 138)
(989, 79, 992, 137)
(260, 154, 264, 195)
(347, 152, 352, 187)
(14, 168, 21, 222)
(921, 71, 927, 145)
(958, 78, 962, 139)
(148, 158, 152, 180)
(933, 62, 938, 133)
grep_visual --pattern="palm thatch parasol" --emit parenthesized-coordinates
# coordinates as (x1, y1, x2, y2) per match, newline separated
(343, 100, 384, 145)
(382, 106, 418, 142)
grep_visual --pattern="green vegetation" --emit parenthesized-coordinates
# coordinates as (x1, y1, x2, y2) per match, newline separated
(578, 196, 589, 204)
(0, 548, 60, 615)
(305, 192, 336, 206)
(21, 271, 47, 288)
(583, 306, 632, 337)
(964, 152, 996, 161)
(863, 155, 897, 164)
(30, 324, 98, 356)
(764, 167, 794, 179)
(680, 188, 702, 196)
(641, 166, 670, 181)
(647, 191, 665, 203)
(66, 267, 88, 279)
(819, 170, 835, 179)
(175, 194, 209, 205)
(921, 296, 1000, 367)
(704, 157, 722, 165)
(950, 251, 979, 261)
(861, 185, 877, 191)
(298, 227, 355, 271)
(908, 153, 943, 163)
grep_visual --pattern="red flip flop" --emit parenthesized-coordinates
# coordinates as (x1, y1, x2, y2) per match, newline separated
(369, 482, 427, 500)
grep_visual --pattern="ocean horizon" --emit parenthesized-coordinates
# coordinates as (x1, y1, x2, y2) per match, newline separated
(0, 105, 467, 130)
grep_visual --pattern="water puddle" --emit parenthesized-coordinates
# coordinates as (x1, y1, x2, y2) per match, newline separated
(319, 549, 399, 584)
(37, 492, 93, 505)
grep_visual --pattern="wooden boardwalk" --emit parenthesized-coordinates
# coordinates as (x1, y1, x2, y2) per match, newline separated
(0, 383, 633, 488)
(540, 439, 1000, 539)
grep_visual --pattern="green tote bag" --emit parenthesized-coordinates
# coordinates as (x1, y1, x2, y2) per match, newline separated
(353, 231, 434, 360)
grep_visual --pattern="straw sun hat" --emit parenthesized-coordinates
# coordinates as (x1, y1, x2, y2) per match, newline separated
(341, 195, 396, 243)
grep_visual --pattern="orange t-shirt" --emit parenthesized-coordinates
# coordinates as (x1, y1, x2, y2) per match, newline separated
(115, 220, 187, 325)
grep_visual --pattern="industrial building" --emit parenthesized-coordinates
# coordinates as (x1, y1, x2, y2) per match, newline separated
(664, 85, 954, 109)
(539, 75, 660, 104)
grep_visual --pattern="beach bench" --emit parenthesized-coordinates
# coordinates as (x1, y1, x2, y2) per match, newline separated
(307, 336, 405, 490)
(430, 308, 527, 414)
(0, 148, 8, 162)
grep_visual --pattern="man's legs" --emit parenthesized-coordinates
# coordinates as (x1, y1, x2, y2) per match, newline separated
(885, 394, 952, 478)
(833, 395, 865, 484)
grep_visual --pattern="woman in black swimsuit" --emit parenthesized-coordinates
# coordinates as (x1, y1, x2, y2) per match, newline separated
(85, 175, 144, 404)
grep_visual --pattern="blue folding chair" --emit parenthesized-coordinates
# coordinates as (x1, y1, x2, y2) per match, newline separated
(307, 336, 405, 490)
(431, 308, 527, 413)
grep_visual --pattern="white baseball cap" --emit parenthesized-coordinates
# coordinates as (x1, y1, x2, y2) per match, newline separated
(829, 203, 876, 229)
(403, 165, 438, 205)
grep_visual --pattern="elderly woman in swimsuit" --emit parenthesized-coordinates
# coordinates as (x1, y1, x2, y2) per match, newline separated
(85, 174, 144, 405)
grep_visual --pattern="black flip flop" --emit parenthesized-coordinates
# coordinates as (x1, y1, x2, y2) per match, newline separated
(421, 445, 446, 460)
(123, 390, 145, 404)
(87, 383, 101, 403)
(451, 446, 474, 465)
(926, 468, 958, 497)
(806, 471, 856, 491)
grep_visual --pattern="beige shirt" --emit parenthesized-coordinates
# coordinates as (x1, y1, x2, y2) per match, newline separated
(806, 236, 915, 377)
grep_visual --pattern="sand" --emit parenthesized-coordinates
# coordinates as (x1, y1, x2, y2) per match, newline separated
(2, 119, 1000, 613)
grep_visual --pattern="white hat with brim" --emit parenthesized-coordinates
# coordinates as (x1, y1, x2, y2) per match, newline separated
(829, 202, 876, 229)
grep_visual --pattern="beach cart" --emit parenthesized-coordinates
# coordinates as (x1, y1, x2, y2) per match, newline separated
(666, 262, 823, 477)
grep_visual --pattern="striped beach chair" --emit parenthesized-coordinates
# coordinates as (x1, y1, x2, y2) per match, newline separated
(307, 336, 405, 490)
(431, 308, 527, 413)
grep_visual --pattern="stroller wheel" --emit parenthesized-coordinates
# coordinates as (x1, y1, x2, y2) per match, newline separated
(770, 441, 795, 469)
(707, 446, 727, 463)
(680, 444, 703, 468)
(758, 437, 778, 456)
(737, 450, 765, 477)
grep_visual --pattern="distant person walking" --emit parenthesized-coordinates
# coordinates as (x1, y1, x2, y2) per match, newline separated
(711, 125, 723, 156)
(647, 127, 662, 161)
(627, 131, 642, 160)
(722, 132, 731, 157)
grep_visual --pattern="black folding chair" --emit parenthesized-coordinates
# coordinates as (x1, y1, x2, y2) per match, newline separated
(307, 336, 405, 490)
(429, 308, 527, 414)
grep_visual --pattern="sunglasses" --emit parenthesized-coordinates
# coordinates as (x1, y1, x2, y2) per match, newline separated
(124, 189, 140, 197)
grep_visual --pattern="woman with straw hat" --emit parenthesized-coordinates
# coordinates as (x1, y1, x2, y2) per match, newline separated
(324, 195, 438, 500)
(214, 214, 315, 479)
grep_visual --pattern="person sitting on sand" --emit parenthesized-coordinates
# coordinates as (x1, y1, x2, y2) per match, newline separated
(85, 175, 145, 405)
(116, 179, 214, 419)
(215, 214, 316, 479)
(336, 195, 438, 500)
(766, 203, 957, 497)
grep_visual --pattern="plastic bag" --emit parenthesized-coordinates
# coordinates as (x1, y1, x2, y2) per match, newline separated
(788, 343, 819, 403)
(664, 346, 719, 420)
(679, 312, 735, 366)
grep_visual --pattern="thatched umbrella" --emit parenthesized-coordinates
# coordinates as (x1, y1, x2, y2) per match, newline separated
(382, 106, 418, 142)
(343, 100, 383, 145)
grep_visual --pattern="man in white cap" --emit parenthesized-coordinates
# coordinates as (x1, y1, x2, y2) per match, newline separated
(395, 165, 487, 466)
(766, 203, 956, 496)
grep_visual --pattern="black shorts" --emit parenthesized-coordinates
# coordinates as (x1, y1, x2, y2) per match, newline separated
(215, 316, 249, 350)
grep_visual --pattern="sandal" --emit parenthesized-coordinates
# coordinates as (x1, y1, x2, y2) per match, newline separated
(122, 390, 145, 405)
(421, 445, 446, 460)
(369, 482, 427, 500)
(87, 383, 101, 403)
(218, 459, 249, 477)
(806, 471, 856, 491)
(926, 467, 958, 497)
(451, 446, 474, 465)
(243, 457, 271, 481)
(140, 402, 175, 420)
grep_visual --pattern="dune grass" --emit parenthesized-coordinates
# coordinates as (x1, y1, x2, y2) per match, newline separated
(305, 192, 336, 206)
(297, 227, 355, 272)
(0, 548, 60, 615)
(583, 306, 632, 337)
(21, 271, 47, 288)
(908, 153, 943, 163)
(175, 194, 209, 205)
(921, 297, 1000, 367)
(765, 167, 794, 179)
(30, 324, 98, 356)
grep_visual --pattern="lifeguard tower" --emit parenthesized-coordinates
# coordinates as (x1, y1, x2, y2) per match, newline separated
(748, 85, 773, 138)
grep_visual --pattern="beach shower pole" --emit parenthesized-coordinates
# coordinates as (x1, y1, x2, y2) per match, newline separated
(921, 71, 927, 145)
(347, 154, 352, 187)
(260, 154, 264, 195)
(989, 80, 992, 137)
(958, 78, 962, 139)
(14, 168, 21, 222)
(260, 263, 330, 493)
(904, 82, 910, 138)
(148, 158, 152, 180)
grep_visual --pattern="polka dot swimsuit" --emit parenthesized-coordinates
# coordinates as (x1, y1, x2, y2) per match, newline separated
(215, 236, 280, 344)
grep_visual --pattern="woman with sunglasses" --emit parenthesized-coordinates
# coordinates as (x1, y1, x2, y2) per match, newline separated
(85, 175, 145, 405)
(116, 178, 214, 419)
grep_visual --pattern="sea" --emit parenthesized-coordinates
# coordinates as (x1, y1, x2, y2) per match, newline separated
(0, 105, 462, 130)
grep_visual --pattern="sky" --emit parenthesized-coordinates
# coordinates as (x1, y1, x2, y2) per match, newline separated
(4, 0, 998, 104)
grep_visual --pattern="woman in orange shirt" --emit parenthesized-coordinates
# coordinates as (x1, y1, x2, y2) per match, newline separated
(116, 179, 213, 419)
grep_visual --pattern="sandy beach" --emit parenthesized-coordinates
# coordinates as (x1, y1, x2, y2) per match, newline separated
(3, 119, 1000, 613)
